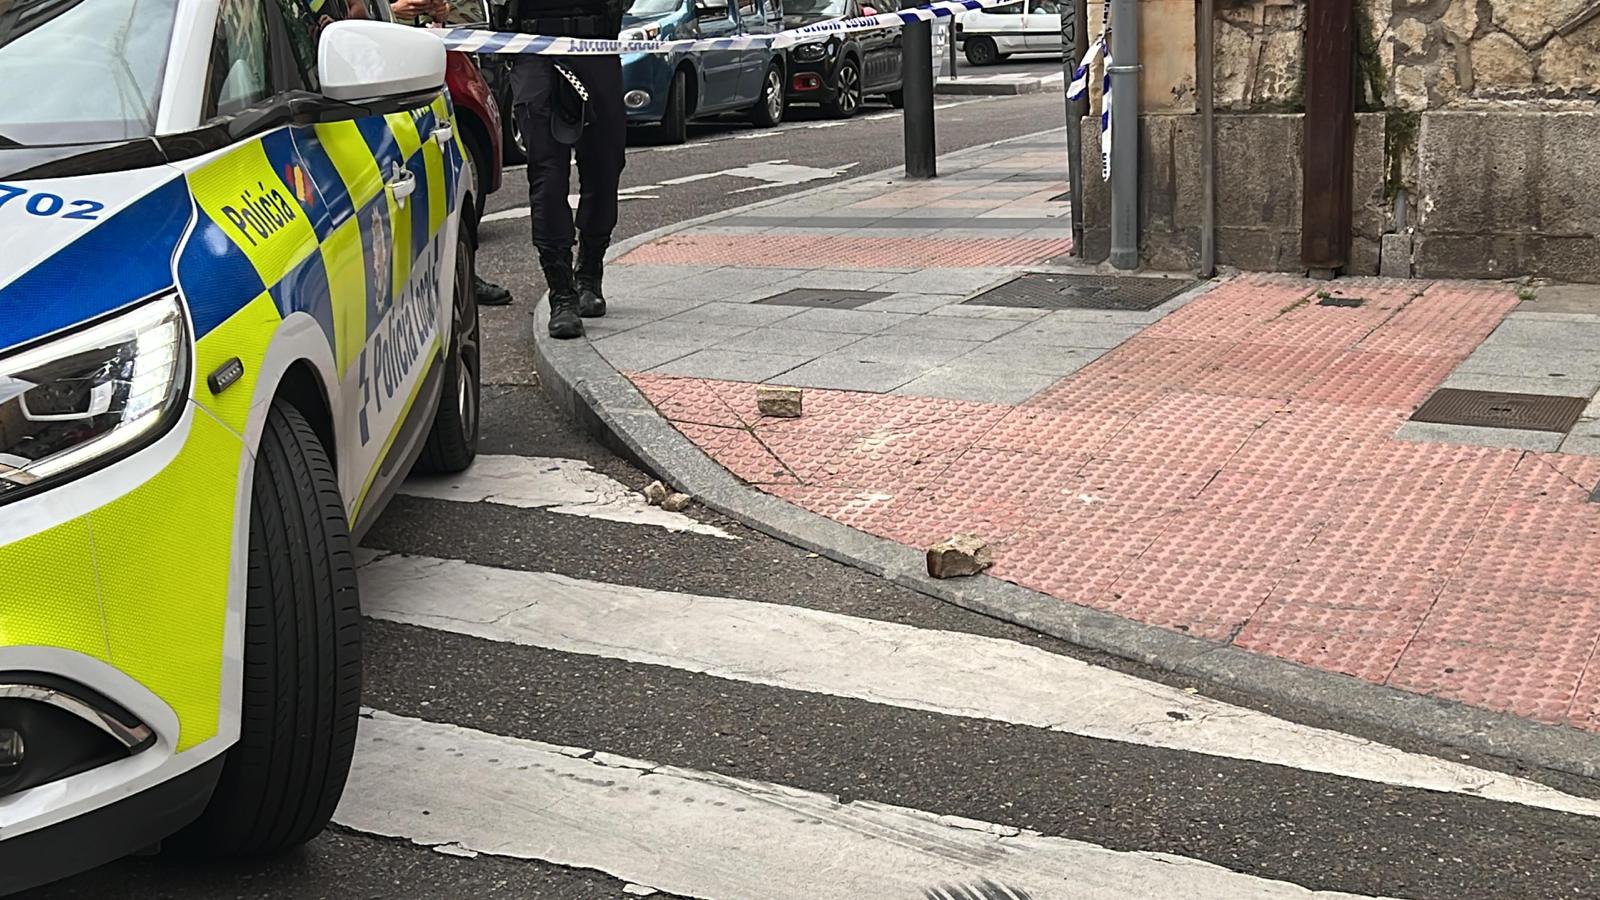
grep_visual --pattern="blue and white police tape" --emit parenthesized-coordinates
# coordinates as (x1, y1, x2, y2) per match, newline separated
(1065, 36, 1111, 181)
(436, 0, 1008, 56)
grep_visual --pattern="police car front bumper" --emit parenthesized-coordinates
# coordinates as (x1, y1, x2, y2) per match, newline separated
(0, 753, 222, 894)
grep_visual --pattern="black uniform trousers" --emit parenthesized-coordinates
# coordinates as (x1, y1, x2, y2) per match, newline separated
(510, 55, 627, 254)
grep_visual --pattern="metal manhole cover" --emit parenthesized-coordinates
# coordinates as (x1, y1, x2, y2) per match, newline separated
(1410, 388, 1588, 433)
(961, 273, 1197, 311)
(754, 289, 892, 309)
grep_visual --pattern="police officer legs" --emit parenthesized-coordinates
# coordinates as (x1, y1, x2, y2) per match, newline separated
(508, 33, 620, 336)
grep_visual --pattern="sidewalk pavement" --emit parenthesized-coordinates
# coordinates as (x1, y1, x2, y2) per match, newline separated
(937, 68, 1065, 95)
(541, 133, 1600, 753)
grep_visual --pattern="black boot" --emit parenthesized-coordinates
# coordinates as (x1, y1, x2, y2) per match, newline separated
(475, 274, 513, 306)
(539, 247, 584, 340)
(576, 235, 609, 318)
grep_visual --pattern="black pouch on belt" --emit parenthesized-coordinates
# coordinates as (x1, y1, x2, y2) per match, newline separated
(551, 63, 592, 146)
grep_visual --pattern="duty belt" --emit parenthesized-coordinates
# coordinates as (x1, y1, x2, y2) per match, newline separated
(514, 14, 613, 37)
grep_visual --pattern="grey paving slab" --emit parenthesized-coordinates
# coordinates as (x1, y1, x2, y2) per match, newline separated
(844, 335, 987, 367)
(894, 364, 1060, 405)
(876, 268, 1015, 295)
(1586, 396, 1600, 419)
(1393, 421, 1564, 452)
(1558, 433, 1600, 456)
(927, 303, 1051, 321)
(590, 335, 699, 373)
(949, 343, 1104, 377)
(1507, 311, 1600, 323)
(1002, 319, 1145, 349)
(1567, 416, 1600, 439)
(1519, 284, 1600, 315)
(649, 349, 812, 382)
(714, 326, 865, 356)
(605, 296, 710, 323)
(620, 319, 757, 348)
(767, 355, 929, 393)
(608, 265, 721, 291)
(766, 269, 909, 290)
(834, 226, 948, 239)
(647, 266, 815, 301)
(881, 314, 1028, 342)
(856, 293, 967, 315)
(1454, 345, 1600, 378)
(665, 302, 805, 328)
(1438, 371, 1600, 398)
(1483, 318, 1600, 350)
(781, 307, 913, 334)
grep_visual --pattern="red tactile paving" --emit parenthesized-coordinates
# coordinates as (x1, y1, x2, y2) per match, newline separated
(624, 271, 1600, 730)
(616, 234, 1073, 268)
(676, 423, 798, 485)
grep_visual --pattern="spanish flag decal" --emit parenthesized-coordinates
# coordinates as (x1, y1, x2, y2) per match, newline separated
(284, 164, 314, 206)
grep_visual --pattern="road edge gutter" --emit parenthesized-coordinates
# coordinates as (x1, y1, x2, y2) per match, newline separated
(530, 131, 1600, 787)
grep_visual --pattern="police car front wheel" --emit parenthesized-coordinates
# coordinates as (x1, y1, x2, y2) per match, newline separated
(172, 399, 363, 857)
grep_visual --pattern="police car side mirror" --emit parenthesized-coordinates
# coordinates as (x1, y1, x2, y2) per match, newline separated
(317, 20, 448, 103)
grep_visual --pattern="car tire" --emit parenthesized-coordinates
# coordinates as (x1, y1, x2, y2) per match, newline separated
(887, 89, 904, 108)
(824, 57, 862, 118)
(464, 128, 491, 225)
(964, 37, 999, 65)
(173, 399, 362, 858)
(503, 104, 527, 166)
(660, 70, 689, 145)
(415, 225, 480, 475)
(748, 62, 785, 127)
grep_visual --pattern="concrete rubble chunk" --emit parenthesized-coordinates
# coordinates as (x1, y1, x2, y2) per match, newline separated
(644, 480, 670, 506)
(756, 385, 803, 418)
(926, 534, 993, 579)
(662, 492, 693, 513)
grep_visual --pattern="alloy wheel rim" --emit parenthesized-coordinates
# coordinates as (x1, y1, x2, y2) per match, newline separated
(766, 70, 783, 120)
(454, 250, 479, 437)
(841, 65, 860, 113)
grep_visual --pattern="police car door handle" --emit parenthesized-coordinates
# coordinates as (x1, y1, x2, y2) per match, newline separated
(431, 124, 454, 147)
(388, 168, 418, 203)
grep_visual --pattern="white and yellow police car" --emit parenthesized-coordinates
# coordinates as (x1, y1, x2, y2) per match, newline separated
(0, 2, 481, 890)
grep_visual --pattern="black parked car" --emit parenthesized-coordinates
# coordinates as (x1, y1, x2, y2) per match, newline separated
(783, 0, 903, 117)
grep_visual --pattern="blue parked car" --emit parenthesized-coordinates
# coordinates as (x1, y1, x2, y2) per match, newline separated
(621, 0, 789, 142)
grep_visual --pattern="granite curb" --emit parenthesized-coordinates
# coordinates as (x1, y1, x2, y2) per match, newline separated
(528, 132, 1600, 788)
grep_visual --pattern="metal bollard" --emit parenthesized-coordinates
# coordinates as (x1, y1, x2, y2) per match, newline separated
(902, 17, 937, 178)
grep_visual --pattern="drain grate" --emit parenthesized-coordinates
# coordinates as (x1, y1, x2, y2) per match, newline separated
(962, 273, 1198, 311)
(754, 289, 893, 309)
(1410, 388, 1588, 433)
(1317, 296, 1366, 308)
(1048, 190, 1072, 202)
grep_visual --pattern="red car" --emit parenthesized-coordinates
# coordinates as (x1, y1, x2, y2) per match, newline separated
(446, 50, 504, 223)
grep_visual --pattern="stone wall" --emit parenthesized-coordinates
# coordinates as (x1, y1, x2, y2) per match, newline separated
(1412, 111, 1600, 281)
(1380, 0, 1600, 110)
(1076, 113, 1388, 274)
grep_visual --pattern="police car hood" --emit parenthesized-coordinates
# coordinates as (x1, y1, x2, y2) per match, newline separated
(0, 164, 191, 354)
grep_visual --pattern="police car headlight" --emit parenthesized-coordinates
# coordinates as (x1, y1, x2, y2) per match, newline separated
(0, 295, 189, 502)
(620, 22, 660, 40)
(793, 41, 828, 61)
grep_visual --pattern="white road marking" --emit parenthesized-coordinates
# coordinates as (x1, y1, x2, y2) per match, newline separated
(358, 553, 1600, 820)
(399, 455, 734, 538)
(727, 159, 860, 192)
(338, 710, 1388, 900)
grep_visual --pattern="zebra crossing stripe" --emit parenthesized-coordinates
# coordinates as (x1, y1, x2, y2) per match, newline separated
(399, 454, 734, 538)
(356, 553, 1600, 819)
(336, 710, 1390, 900)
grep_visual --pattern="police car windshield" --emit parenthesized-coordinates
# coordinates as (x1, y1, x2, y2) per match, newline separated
(784, 0, 847, 14)
(0, 0, 179, 145)
(625, 0, 681, 17)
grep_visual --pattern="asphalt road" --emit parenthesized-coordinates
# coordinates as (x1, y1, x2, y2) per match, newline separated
(23, 93, 1600, 900)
